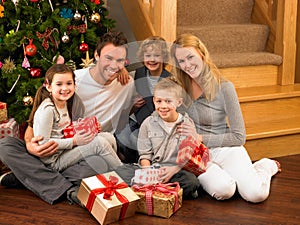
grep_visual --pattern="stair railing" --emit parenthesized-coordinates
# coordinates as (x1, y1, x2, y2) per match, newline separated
(120, 0, 176, 43)
(252, 0, 297, 85)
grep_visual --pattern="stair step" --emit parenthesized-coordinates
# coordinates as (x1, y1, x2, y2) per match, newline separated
(237, 84, 300, 139)
(239, 84, 300, 160)
(246, 116, 300, 140)
(177, 24, 269, 54)
(237, 84, 300, 102)
(213, 52, 282, 69)
(177, 0, 254, 26)
(245, 133, 300, 160)
(220, 65, 279, 88)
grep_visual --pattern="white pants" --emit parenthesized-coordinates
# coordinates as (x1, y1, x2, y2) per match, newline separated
(198, 146, 278, 203)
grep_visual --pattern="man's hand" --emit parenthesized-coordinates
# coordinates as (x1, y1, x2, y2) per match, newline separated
(26, 136, 58, 158)
(117, 67, 130, 85)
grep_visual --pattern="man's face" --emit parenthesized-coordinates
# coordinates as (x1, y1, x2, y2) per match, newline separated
(94, 43, 127, 85)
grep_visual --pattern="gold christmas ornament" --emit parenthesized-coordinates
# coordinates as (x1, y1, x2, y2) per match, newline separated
(80, 51, 95, 68)
(23, 93, 34, 106)
(90, 12, 101, 23)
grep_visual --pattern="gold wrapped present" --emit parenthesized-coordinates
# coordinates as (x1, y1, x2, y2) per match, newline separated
(0, 102, 8, 123)
(77, 171, 140, 225)
(132, 182, 183, 218)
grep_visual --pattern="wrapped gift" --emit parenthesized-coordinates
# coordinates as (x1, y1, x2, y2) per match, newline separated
(77, 171, 140, 225)
(0, 102, 8, 123)
(131, 167, 163, 185)
(63, 116, 100, 138)
(132, 182, 182, 218)
(0, 118, 19, 139)
(176, 136, 209, 176)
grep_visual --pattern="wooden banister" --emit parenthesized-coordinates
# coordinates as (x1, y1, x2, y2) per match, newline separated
(120, 0, 176, 43)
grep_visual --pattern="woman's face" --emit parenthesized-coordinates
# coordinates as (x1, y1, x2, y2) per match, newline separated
(175, 46, 204, 79)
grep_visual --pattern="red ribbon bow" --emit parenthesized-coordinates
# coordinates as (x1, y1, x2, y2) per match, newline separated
(86, 174, 129, 220)
(132, 182, 180, 215)
(67, 24, 87, 34)
(36, 28, 59, 51)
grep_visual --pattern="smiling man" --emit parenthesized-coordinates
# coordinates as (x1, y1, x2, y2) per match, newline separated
(75, 31, 134, 133)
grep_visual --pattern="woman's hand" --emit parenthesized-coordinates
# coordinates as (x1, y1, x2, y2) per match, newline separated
(26, 136, 58, 158)
(158, 165, 181, 183)
(177, 122, 202, 143)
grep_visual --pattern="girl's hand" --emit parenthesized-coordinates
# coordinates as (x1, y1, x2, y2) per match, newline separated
(73, 130, 95, 146)
(177, 122, 202, 143)
(158, 165, 181, 183)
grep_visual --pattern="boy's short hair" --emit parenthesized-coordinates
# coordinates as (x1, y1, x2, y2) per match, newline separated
(154, 77, 183, 99)
(136, 36, 169, 64)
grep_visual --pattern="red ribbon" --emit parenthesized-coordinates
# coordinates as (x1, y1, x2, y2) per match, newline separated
(132, 182, 180, 215)
(86, 174, 129, 220)
(36, 28, 59, 51)
(0, 102, 6, 110)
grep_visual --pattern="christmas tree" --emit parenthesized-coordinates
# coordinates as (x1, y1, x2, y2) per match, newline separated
(0, 0, 115, 125)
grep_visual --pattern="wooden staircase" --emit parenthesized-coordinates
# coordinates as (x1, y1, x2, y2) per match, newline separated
(120, 0, 300, 160)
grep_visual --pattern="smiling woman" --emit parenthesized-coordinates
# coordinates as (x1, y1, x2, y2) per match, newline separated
(170, 33, 281, 203)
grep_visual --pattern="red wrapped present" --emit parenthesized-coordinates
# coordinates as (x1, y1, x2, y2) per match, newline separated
(131, 167, 163, 185)
(77, 171, 140, 225)
(63, 116, 100, 138)
(0, 118, 19, 139)
(0, 102, 8, 123)
(176, 136, 209, 176)
(132, 182, 182, 218)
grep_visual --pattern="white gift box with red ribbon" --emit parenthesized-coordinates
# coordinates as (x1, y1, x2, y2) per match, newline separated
(0, 118, 19, 139)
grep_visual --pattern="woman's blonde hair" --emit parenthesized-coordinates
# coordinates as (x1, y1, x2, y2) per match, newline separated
(170, 33, 224, 101)
(136, 36, 169, 66)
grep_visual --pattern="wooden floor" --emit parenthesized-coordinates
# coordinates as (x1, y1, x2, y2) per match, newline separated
(1, 154, 300, 225)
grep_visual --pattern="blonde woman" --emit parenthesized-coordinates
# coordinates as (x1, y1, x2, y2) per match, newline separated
(170, 33, 281, 203)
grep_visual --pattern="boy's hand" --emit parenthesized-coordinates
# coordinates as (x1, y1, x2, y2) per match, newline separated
(117, 68, 130, 85)
(133, 96, 146, 109)
(26, 136, 58, 158)
(158, 165, 181, 183)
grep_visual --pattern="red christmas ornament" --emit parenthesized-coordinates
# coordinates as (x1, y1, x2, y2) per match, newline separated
(79, 41, 89, 52)
(30, 0, 39, 2)
(25, 39, 37, 57)
(29, 68, 42, 78)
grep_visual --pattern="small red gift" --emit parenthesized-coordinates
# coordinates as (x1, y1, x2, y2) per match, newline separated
(176, 136, 209, 176)
(63, 116, 100, 138)
(0, 118, 19, 139)
(0, 102, 8, 123)
(132, 182, 182, 218)
(77, 171, 140, 225)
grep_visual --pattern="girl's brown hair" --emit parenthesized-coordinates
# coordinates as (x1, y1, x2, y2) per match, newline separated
(27, 64, 75, 127)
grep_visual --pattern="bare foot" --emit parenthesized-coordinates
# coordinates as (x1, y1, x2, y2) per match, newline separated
(274, 160, 282, 173)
